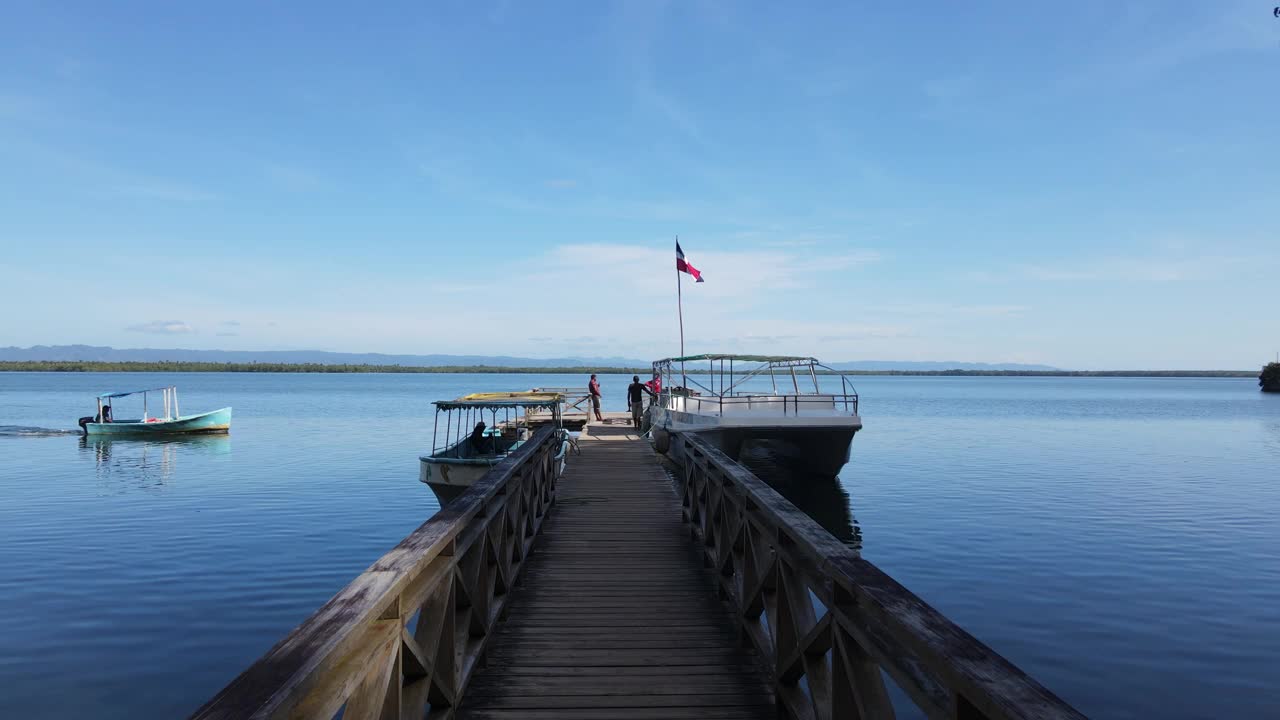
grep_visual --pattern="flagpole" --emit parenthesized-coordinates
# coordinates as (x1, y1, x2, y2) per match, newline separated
(676, 235, 686, 389)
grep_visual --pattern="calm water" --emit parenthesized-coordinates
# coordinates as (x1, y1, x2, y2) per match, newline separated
(1, 373, 1278, 718)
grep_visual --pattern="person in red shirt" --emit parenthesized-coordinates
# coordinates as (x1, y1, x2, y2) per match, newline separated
(645, 373, 662, 396)
(588, 374, 604, 422)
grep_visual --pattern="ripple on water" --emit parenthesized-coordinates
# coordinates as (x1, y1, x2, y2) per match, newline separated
(1, 373, 1278, 719)
(0, 425, 80, 436)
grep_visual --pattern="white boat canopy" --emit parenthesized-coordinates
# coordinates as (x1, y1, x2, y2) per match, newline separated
(652, 354, 858, 407)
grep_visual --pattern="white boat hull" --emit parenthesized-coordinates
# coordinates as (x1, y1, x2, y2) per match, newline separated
(419, 458, 495, 505)
(651, 403, 861, 476)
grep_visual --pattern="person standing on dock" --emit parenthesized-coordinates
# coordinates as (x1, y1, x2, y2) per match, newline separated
(588, 374, 604, 422)
(645, 372, 662, 396)
(627, 375, 656, 429)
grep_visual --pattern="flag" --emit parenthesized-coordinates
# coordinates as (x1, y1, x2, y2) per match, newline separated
(676, 241, 704, 282)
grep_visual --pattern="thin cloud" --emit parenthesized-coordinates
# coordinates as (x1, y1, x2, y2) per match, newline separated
(487, 0, 512, 24)
(1017, 255, 1255, 283)
(263, 164, 325, 192)
(820, 250, 882, 270)
(126, 320, 194, 335)
(869, 302, 1028, 319)
(113, 182, 215, 202)
(540, 242, 880, 304)
(610, 1, 704, 143)
(545, 178, 577, 189)
(0, 92, 43, 120)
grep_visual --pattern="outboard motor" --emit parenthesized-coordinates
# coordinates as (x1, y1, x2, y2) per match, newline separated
(78, 406, 109, 435)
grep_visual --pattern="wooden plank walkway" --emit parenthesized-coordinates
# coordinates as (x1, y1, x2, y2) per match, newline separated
(458, 422, 776, 720)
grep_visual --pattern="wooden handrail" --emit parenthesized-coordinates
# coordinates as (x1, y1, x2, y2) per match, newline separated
(528, 387, 592, 415)
(671, 431, 1086, 720)
(190, 425, 559, 720)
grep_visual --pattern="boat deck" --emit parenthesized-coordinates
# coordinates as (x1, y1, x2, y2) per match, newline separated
(456, 424, 774, 719)
(533, 411, 632, 431)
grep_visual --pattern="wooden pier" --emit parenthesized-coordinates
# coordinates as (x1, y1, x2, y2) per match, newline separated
(460, 423, 773, 719)
(192, 421, 1085, 720)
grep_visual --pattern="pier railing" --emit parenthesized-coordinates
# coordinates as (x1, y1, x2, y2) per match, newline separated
(528, 386, 592, 417)
(189, 425, 559, 720)
(671, 431, 1085, 720)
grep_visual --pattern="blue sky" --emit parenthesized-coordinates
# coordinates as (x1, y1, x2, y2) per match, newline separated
(1, 1, 1276, 369)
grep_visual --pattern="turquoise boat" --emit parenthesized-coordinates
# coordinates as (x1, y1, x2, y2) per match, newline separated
(79, 386, 232, 436)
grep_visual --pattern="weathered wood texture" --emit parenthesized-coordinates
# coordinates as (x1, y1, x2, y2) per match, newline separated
(457, 424, 775, 720)
(189, 426, 560, 720)
(671, 431, 1087, 720)
(191, 417, 1085, 720)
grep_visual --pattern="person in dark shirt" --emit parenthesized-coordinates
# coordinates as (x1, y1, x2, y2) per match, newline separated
(79, 404, 113, 434)
(469, 421, 491, 455)
(626, 375, 656, 429)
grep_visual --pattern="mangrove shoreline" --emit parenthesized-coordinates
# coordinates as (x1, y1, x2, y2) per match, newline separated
(0, 361, 1258, 378)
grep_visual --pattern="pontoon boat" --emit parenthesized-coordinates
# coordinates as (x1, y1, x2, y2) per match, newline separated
(648, 355, 861, 476)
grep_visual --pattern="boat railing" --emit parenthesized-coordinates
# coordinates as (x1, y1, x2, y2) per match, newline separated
(662, 390, 859, 417)
(430, 398, 560, 456)
(654, 358, 860, 417)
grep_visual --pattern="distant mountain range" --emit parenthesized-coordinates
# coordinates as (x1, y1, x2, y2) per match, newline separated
(0, 345, 651, 368)
(0, 345, 1060, 372)
(825, 360, 1059, 371)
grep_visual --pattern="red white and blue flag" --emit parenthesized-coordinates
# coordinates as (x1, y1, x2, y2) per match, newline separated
(676, 241, 704, 282)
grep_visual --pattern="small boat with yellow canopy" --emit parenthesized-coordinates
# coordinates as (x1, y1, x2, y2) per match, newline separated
(419, 392, 572, 505)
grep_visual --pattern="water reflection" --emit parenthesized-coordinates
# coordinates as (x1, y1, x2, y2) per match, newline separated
(79, 435, 231, 491)
(737, 443, 861, 551)
(1262, 421, 1280, 459)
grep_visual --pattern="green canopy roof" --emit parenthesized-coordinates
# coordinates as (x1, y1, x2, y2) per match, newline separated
(656, 354, 816, 364)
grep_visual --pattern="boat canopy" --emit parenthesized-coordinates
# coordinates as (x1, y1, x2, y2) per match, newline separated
(657, 354, 817, 364)
(651, 354, 859, 406)
(433, 392, 563, 410)
(97, 386, 175, 399)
